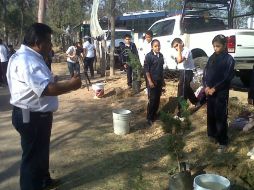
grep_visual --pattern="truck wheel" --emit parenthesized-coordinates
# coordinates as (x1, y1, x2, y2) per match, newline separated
(191, 49, 207, 59)
(193, 56, 208, 69)
(239, 71, 252, 87)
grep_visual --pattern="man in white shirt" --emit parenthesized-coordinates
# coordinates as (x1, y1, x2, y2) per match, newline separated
(6, 23, 81, 190)
(83, 36, 95, 78)
(0, 39, 8, 86)
(171, 38, 198, 117)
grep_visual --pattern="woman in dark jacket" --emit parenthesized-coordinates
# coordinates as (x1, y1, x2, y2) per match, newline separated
(203, 34, 235, 153)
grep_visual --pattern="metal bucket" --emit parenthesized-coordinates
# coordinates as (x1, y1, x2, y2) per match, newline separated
(194, 174, 230, 190)
(112, 109, 131, 135)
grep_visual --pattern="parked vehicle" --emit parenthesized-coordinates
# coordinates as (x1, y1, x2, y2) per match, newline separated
(104, 29, 132, 69)
(104, 29, 131, 50)
(147, 0, 254, 86)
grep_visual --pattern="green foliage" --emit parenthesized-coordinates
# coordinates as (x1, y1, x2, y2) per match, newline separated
(178, 97, 190, 118)
(160, 97, 191, 133)
(160, 112, 182, 133)
(126, 49, 142, 81)
(167, 134, 185, 159)
(0, 0, 36, 44)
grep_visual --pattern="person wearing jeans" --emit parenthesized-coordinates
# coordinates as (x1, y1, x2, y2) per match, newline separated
(66, 43, 80, 77)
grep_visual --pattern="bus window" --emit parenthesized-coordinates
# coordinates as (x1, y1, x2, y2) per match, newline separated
(150, 20, 175, 37)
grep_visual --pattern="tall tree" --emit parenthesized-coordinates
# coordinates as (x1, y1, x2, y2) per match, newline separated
(38, 0, 46, 23)
(109, 0, 116, 76)
(0, 0, 36, 45)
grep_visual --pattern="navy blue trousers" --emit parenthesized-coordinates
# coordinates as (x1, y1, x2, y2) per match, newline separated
(127, 66, 132, 87)
(207, 90, 229, 145)
(84, 57, 95, 78)
(12, 106, 53, 190)
(147, 80, 163, 121)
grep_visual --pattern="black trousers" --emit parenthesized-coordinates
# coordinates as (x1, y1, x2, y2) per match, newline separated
(127, 65, 132, 87)
(207, 90, 229, 145)
(0, 61, 7, 84)
(84, 57, 95, 77)
(147, 80, 163, 121)
(12, 106, 53, 190)
(177, 70, 198, 115)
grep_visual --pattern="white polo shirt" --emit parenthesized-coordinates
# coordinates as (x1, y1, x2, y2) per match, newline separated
(139, 40, 152, 66)
(0, 44, 8, 62)
(6, 45, 58, 112)
(83, 41, 95, 58)
(175, 47, 195, 70)
(66, 45, 77, 63)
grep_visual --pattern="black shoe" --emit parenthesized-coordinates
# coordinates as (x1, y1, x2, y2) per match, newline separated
(195, 102, 202, 108)
(147, 120, 153, 127)
(42, 178, 61, 190)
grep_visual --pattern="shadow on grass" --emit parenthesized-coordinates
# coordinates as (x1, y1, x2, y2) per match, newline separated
(57, 136, 169, 190)
(0, 87, 11, 112)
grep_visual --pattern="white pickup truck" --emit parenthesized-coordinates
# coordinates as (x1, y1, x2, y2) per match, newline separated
(148, 0, 254, 86)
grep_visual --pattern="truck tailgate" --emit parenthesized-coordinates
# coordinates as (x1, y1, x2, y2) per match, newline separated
(235, 30, 254, 58)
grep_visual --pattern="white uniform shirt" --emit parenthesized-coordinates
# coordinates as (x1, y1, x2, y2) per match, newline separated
(6, 45, 58, 112)
(66, 46, 77, 63)
(0, 44, 8, 62)
(83, 41, 95, 58)
(139, 40, 152, 67)
(175, 47, 195, 70)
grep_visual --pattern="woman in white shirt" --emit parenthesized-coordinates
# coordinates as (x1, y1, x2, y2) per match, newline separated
(83, 36, 96, 78)
(66, 43, 80, 77)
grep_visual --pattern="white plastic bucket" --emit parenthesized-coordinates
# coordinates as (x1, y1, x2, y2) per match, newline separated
(194, 174, 230, 190)
(112, 109, 131, 135)
(92, 83, 104, 98)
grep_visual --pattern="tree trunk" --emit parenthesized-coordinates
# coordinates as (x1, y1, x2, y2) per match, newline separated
(19, 9, 24, 45)
(38, 0, 46, 23)
(95, 40, 101, 74)
(109, 0, 116, 76)
(3, 0, 8, 44)
(100, 39, 106, 77)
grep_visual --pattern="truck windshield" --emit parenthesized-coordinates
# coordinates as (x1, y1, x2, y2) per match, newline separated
(183, 17, 226, 33)
(149, 20, 175, 37)
(106, 31, 131, 40)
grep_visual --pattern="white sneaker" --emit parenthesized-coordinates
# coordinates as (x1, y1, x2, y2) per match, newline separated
(173, 115, 185, 122)
(247, 147, 254, 156)
(173, 115, 179, 119)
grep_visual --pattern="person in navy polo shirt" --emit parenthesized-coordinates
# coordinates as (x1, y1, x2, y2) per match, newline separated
(144, 39, 165, 126)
